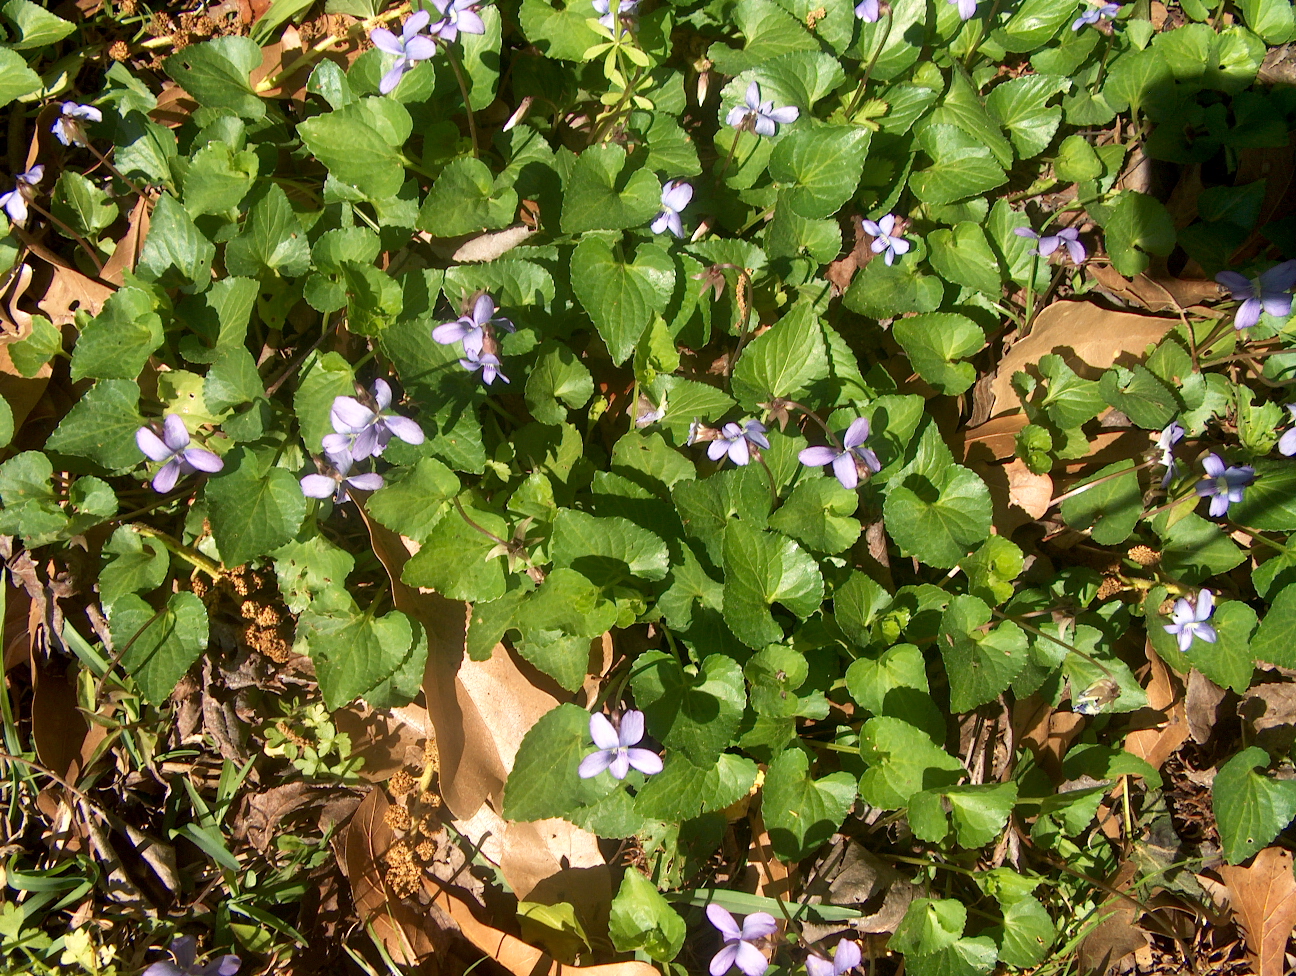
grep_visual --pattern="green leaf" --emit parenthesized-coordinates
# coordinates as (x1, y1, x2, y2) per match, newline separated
(298, 106, 404, 200)
(204, 449, 307, 566)
(551, 509, 670, 584)
(1229, 460, 1296, 531)
(503, 703, 617, 822)
(843, 249, 945, 318)
(365, 458, 459, 543)
(2, 0, 74, 48)
(1188, 599, 1258, 694)
(710, 0, 817, 75)
(0, 451, 69, 543)
(1106, 48, 1174, 117)
(769, 125, 871, 219)
(731, 304, 829, 410)
(1018, 353, 1106, 429)
(99, 525, 169, 608)
(630, 651, 746, 768)
(272, 531, 355, 614)
(993, 0, 1074, 51)
(1213, 746, 1296, 864)
(52, 172, 117, 238)
(224, 183, 311, 278)
(109, 592, 209, 705)
(769, 477, 861, 554)
(938, 596, 1029, 711)
(295, 600, 423, 709)
(609, 870, 686, 963)
(984, 74, 1067, 159)
(1054, 134, 1103, 183)
(417, 156, 518, 237)
(460, 4, 502, 110)
(512, 568, 618, 691)
(883, 465, 992, 569)
(137, 194, 215, 291)
(46, 379, 144, 471)
(1104, 191, 1176, 277)
(69, 288, 163, 383)
(722, 521, 825, 648)
(927, 223, 1002, 295)
(560, 144, 662, 234)
(634, 753, 757, 822)
(673, 466, 771, 565)
(1060, 461, 1143, 545)
(164, 37, 266, 120)
(1237, 0, 1295, 43)
(847, 641, 931, 712)
(858, 717, 963, 809)
(722, 52, 845, 121)
(402, 502, 506, 602)
(204, 345, 264, 414)
(0, 397, 10, 450)
(8, 315, 61, 377)
(911, 782, 1019, 848)
(763, 749, 857, 860)
(893, 313, 985, 395)
(444, 258, 555, 309)
(834, 571, 893, 648)
(180, 141, 259, 216)
(1253, 583, 1296, 668)
(995, 895, 1055, 968)
(293, 351, 355, 454)
(570, 238, 675, 365)
(518, 0, 602, 61)
(526, 341, 593, 425)
(1099, 365, 1177, 430)
(891, 898, 967, 957)
(911, 123, 1007, 206)
(0, 48, 41, 107)
(1157, 512, 1245, 585)
(964, 537, 1024, 606)
(930, 72, 1014, 169)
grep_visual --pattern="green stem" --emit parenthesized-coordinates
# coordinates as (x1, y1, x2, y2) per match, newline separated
(991, 608, 1113, 678)
(844, 12, 893, 119)
(442, 43, 480, 158)
(131, 523, 225, 578)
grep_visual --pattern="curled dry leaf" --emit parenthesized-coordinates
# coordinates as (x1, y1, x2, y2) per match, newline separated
(1219, 846, 1296, 976)
(100, 196, 151, 287)
(1124, 642, 1188, 773)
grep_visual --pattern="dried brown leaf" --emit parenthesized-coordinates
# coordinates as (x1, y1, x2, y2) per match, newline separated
(1186, 668, 1227, 745)
(1124, 643, 1188, 772)
(1219, 846, 1296, 976)
(100, 196, 151, 287)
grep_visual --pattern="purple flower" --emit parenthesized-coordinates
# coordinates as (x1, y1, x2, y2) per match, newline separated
(52, 102, 103, 148)
(1163, 589, 1217, 654)
(592, 0, 639, 30)
(855, 0, 880, 21)
(860, 214, 911, 266)
(143, 937, 240, 976)
(806, 939, 862, 976)
(459, 346, 508, 385)
(1156, 421, 1184, 487)
(707, 905, 777, 976)
(1014, 226, 1086, 264)
(0, 165, 44, 224)
(1216, 262, 1296, 330)
(707, 420, 770, 467)
(301, 452, 384, 505)
(136, 415, 224, 494)
(652, 180, 693, 238)
(322, 379, 425, 460)
(370, 10, 438, 95)
(799, 418, 881, 490)
(949, 0, 977, 19)
(1073, 3, 1119, 29)
(578, 710, 662, 780)
(726, 81, 800, 138)
(1194, 453, 1254, 518)
(428, 0, 486, 42)
(432, 293, 515, 358)
(1280, 405, 1296, 457)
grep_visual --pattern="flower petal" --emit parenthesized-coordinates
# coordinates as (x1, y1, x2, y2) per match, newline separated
(709, 943, 739, 976)
(833, 938, 861, 973)
(1259, 258, 1296, 292)
(432, 320, 473, 345)
(707, 440, 731, 461)
(753, 116, 777, 137)
(137, 427, 174, 462)
(152, 459, 182, 494)
(618, 709, 645, 746)
(1202, 453, 1225, 478)
(626, 748, 663, 776)
(331, 396, 375, 433)
(457, 10, 486, 34)
(385, 415, 425, 445)
(741, 912, 779, 940)
(799, 446, 838, 468)
(371, 378, 392, 411)
(651, 211, 670, 235)
(405, 9, 432, 34)
(578, 749, 613, 779)
(1278, 427, 1296, 457)
(162, 414, 191, 451)
(663, 181, 693, 211)
(832, 452, 859, 490)
(346, 472, 385, 492)
(728, 437, 750, 466)
(1262, 293, 1292, 319)
(1195, 623, 1217, 644)
(706, 904, 742, 941)
(745, 81, 761, 110)
(1195, 589, 1214, 620)
(1214, 270, 1253, 299)
(843, 417, 871, 449)
(589, 711, 620, 749)
(379, 62, 407, 94)
(181, 448, 224, 473)
(301, 474, 338, 498)
(734, 940, 769, 976)
(806, 957, 835, 976)
(1235, 297, 1263, 330)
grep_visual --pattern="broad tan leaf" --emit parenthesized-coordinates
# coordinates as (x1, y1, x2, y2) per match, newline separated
(1220, 846, 1296, 976)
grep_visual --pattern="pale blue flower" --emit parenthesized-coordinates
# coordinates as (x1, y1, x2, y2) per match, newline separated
(652, 180, 692, 238)
(578, 710, 661, 779)
(861, 214, 910, 266)
(136, 415, 224, 494)
(1014, 226, 1086, 264)
(0, 165, 43, 224)
(1073, 3, 1119, 30)
(592, 0, 638, 30)
(855, 0, 879, 21)
(707, 905, 778, 976)
(806, 939, 861, 976)
(432, 293, 514, 358)
(460, 346, 508, 385)
(949, 0, 977, 19)
(1163, 589, 1216, 653)
(322, 379, 424, 460)
(1156, 421, 1184, 487)
(707, 420, 770, 467)
(52, 102, 102, 147)
(428, 0, 486, 42)
(143, 937, 239, 976)
(726, 82, 799, 137)
(1280, 405, 1296, 457)
(301, 451, 384, 504)
(1216, 262, 1296, 330)
(1194, 453, 1254, 518)
(799, 418, 881, 490)
(371, 11, 438, 94)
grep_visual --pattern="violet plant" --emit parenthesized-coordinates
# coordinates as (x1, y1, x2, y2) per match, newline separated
(136, 416, 224, 494)
(322, 379, 425, 461)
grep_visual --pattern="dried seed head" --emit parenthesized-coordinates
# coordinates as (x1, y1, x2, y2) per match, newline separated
(1127, 545, 1160, 567)
(1096, 576, 1123, 601)
(389, 770, 417, 796)
(384, 805, 412, 832)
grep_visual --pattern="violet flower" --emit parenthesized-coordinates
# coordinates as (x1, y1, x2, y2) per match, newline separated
(1215, 261, 1296, 330)
(459, 346, 508, 385)
(143, 937, 239, 976)
(1156, 421, 1184, 487)
(861, 214, 910, 266)
(432, 293, 514, 358)
(136, 415, 224, 494)
(652, 180, 693, 238)
(0, 165, 44, 224)
(1163, 589, 1217, 654)
(578, 710, 662, 779)
(948, 0, 977, 19)
(370, 10, 438, 95)
(428, 0, 486, 42)
(322, 379, 425, 460)
(707, 420, 770, 467)
(726, 82, 800, 137)
(52, 102, 103, 148)
(706, 905, 777, 976)
(855, 0, 880, 21)
(1014, 226, 1086, 264)
(799, 418, 881, 490)
(1279, 405, 1296, 457)
(301, 453, 384, 505)
(592, 0, 639, 30)
(1194, 453, 1254, 518)
(1073, 3, 1119, 29)
(806, 938, 862, 976)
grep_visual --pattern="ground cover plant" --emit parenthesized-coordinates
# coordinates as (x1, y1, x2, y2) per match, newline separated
(2, 0, 1296, 973)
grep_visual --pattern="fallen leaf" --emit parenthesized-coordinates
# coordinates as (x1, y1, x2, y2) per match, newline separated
(1006, 458, 1052, 519)
(501, 819, 607, 901)
(1238, 682, 1296, 756)
(1014, 694, 1085, 784)
(1219, 846, 1296, 976)
(1124, 642, 1188, 772)
(35, 264, 114, 326)
(451, 226, 537, 263)
(236, 782, 329, 853)
(100, 196, 151, 287)
(987, 301, 1180, 420)
(1077, 862, 1148, 975)
(1186, 668, 1227, 745)
(1089, 264, 1224, 314)
(333, 702, 431, 782)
